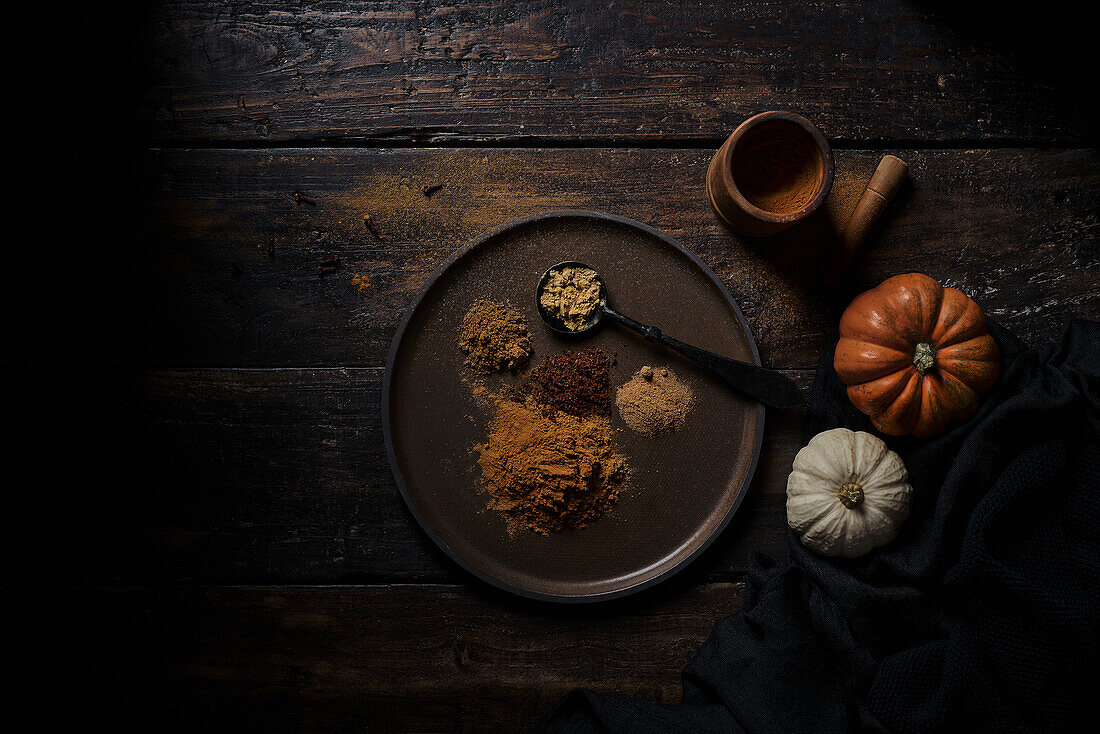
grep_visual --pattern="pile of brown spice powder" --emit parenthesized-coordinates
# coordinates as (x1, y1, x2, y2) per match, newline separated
(732, 128, 820, 215)
(527, 348, 613, 416)
(476, 397, 627, 536)
(458, 299, 532, 373)
(616, 366, 694, 436)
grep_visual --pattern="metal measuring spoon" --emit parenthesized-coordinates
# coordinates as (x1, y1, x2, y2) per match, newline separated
(535, 261, 805, 409)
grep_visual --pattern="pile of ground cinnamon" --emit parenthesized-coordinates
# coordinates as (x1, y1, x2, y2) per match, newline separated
(732, 128, 820, 214)
(616, 366, 694, 436)
(527, 348, 613, 416)
(458, 299, 532, 373)
(476, 397, 627, 535)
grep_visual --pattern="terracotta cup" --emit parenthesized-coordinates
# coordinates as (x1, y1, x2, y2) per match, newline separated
(707, 111, 834, 237)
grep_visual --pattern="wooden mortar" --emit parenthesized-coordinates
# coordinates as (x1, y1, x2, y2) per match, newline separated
(707, 111, 834, 237)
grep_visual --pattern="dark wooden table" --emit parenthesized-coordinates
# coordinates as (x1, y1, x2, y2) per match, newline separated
(9, 2, 1097, 731)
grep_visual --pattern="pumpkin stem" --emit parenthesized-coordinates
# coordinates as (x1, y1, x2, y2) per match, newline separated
(913, 342, 936, 375)
(838, 482, 864, 509)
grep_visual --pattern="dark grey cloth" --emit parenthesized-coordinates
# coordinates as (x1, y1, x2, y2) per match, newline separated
(541, 319, 1099, 733)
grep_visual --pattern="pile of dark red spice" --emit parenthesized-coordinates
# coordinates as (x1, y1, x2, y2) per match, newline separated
(525, 348, 614, 416)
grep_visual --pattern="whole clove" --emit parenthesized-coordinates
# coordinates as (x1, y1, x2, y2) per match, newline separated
(421, 183, 443, 197)
(363, 214, 385, 241)
(293, 191, 317, 206)
(317, 254, 341, 276)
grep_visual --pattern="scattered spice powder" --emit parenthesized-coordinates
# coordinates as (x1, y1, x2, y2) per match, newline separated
(616, 366, 694, 436)
(539, 266, 602, 330)
(352, 273, 371, 294)
(363, 214, 385, 241)
(527, 348, 613, 416)
(459, 299, 532, 373)
(476, 396, 628, 535)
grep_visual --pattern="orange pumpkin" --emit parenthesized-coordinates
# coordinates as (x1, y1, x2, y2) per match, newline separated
(834, 273, 1000, 438)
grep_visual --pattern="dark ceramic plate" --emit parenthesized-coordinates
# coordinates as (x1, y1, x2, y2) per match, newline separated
(384, 210, 764, 602)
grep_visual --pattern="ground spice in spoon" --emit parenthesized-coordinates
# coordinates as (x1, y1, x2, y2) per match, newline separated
(458, 299, 532, 373)
(527, 348, 613, 416)
(616, 366, 694, 436)
(539, 266, 601, 330)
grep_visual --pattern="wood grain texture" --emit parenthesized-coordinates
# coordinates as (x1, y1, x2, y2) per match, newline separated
(137, 1, 1095, 144)
(129, 147, 1100, 369)
(22, 583, 741, 732)
(13, 366, 802, 585)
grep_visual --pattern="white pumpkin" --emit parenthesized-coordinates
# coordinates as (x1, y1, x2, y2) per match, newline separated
(786, 428, 912, 558)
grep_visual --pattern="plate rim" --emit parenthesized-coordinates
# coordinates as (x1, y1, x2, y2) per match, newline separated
(382, 209, 766, 603)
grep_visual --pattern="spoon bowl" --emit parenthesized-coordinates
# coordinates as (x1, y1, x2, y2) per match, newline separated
(535, 261, 608, 337)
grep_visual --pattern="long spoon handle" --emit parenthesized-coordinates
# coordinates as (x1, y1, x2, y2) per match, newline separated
(601, 306, 806, 409)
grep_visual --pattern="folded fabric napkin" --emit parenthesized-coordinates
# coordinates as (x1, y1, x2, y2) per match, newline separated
(541, 319, 1099, 733)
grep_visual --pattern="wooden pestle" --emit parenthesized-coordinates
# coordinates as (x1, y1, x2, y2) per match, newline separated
(823, 155, 909, 285)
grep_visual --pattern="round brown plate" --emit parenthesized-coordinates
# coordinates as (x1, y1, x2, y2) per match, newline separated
(384, 210, 764, 602)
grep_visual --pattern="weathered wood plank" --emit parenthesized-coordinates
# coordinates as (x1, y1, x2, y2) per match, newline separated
(137, 1, 1093, 144)
(15, 366, 800, 585)
(129, 147, 1099, 368)
(33, 583, 742, 732)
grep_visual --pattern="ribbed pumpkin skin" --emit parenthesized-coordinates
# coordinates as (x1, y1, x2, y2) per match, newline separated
(787, 428, 912, 557)
(834, 273, 1000, 438)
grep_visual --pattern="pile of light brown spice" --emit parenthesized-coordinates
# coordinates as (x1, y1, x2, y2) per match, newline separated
(616, 366, 694, 436)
